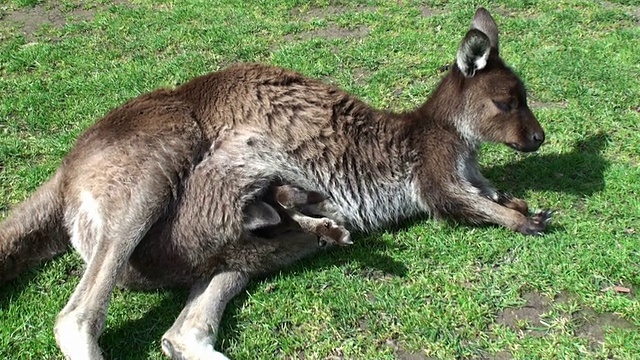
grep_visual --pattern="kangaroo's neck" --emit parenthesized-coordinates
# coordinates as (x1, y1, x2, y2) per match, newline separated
(403, 69, 479, 150)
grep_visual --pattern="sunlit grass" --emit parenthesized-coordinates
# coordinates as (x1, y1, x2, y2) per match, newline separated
(1, 0, 639, 359)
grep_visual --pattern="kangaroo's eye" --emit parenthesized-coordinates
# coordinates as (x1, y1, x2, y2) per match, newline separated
(493, 100, 512, 112)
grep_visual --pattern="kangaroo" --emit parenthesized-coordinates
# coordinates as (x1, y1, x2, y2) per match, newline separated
(0, 8, 551, 360)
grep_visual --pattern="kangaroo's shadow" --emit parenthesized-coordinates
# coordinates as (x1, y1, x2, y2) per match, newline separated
(99, 290, 188, 360)
(0, 250, 77, 309)
(100, 235, 407, 359)
(484, 133, 609, 198)
(0, 271, 42, 309)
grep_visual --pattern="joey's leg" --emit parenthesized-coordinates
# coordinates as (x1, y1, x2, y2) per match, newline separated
(288, 210, 352, 246)
(273, 185, 351, 246)
(273, 185, 327, 209)
(447, 192, 551, 235)
(161, 271, 249, 360)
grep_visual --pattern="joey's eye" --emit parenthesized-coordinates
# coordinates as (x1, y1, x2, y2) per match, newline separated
(492, 100, 512, 112)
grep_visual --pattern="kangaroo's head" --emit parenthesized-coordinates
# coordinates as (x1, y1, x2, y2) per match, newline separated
(445, 8, 545, 152)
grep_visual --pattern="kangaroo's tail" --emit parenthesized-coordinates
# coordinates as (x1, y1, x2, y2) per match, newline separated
(0, 170, 69, 284)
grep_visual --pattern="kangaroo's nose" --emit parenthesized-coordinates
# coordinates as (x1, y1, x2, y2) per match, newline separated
(531, 130, 545, 145)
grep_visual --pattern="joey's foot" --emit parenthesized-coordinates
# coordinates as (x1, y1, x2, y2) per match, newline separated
(315, 219, 352, 246)
(275, 185, 326, 208)
(518, 210, 553, 236)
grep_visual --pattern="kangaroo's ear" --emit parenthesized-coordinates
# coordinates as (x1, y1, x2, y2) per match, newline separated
(244, 201, 281, 230)
(456, 29, 491, 78)
(471, 7, 499, 49)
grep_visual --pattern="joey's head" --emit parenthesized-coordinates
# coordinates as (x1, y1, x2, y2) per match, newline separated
(450, 8, 545, 152)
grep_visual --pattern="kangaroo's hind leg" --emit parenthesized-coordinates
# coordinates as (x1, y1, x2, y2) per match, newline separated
(161, 270, 248, 360)
(54, 164, 181, 360)
(53, 106, 202, 359)
(161, 227, 324, 360)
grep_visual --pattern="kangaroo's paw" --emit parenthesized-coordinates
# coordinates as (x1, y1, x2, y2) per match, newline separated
(518, 210, 553, 236)
(161, 332, 229, 360)
(54, 311, 104, 360)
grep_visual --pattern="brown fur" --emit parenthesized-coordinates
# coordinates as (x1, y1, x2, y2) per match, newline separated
(0, 8, 551, 360)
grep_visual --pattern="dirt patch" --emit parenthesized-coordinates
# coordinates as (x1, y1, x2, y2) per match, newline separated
(397, 350, 433, 360)
(495, 292, 550, 337)
(572, 198, 587, 211)
(493, 7, 517, 18)
(418, 5, 445, 18)
(291, 5, 377, 22)
(282, 5, 373, 49)
(352, 67, 371, 86)
(494, 291, 637, 347)
(284, 24, 369, 42)
(364, 291, 377, 303)
(343, 267, 394, 282)
(384, 339, 435, 360)
(1, 0, 130, 42)
(356, 317, 369, 332)
(491, 6, 540, 20)
(573, 308, 637, 348)
(602, 2, 640, 25)
(485, 351, 513, 360)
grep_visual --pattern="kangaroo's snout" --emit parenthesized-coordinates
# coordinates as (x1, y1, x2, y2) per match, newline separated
(529, 128, 545, 149)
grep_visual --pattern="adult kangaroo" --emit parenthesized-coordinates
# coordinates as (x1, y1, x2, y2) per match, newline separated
(0, 8, 551, 360)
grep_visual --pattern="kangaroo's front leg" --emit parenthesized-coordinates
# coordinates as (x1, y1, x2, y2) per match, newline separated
(445, 190, 552, 235)
(462, 159, 531, 216)
(161, 271, 249, 360)
(495, 191, 529, 215)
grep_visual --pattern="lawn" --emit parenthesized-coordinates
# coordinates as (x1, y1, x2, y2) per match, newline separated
(0, 0, 639, 359)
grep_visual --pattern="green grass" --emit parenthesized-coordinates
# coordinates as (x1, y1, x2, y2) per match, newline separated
(1, 0, 639, 359)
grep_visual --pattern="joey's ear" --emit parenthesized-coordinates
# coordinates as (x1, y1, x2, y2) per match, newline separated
(243, 201, 281, 231)
(471, 7, 499, 49)
(456, 29, 491, 78)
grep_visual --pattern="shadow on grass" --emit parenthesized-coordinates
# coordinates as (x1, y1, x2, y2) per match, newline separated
(0, 253, 70, 309)
(0, 273, 38, 309)
(485, 132, 610, 197)
(100, 290, 188, 360)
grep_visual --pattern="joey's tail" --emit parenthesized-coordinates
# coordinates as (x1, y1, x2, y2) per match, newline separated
(0, 170, 69, 285)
